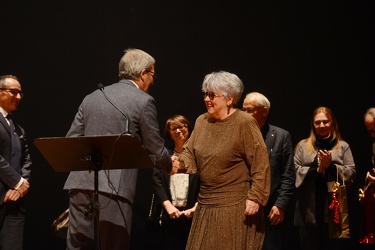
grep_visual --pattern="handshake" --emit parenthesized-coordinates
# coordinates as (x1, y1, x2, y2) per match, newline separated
(170, 155, 181, 175)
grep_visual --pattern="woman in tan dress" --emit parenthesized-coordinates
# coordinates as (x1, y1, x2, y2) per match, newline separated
(176, 71, 271, 249)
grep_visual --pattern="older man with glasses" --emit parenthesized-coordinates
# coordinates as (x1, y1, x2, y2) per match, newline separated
(63, 48, 177, 250)
(0, 74, 31, 250)
(242, 92, 296, 250)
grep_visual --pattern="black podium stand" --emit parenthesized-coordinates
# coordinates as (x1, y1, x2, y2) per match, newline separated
(34, 134, 155, 249)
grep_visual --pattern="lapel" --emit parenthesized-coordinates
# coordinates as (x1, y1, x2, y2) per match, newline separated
(0, 115, 12, 138)
(265, 125, 276, 155)
(11, 118, 23, 139)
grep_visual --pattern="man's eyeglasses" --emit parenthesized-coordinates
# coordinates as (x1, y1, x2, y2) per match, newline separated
(146, 70, 157, 79)
(368, 128, 375, 134)
(242, 107, 263, 113)
(170, 124, 188, 132)
(0, 88, 23, 98)
(203, 92, 223, 100)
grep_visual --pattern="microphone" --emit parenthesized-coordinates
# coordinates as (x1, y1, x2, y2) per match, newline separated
(98, 83, 130, 134)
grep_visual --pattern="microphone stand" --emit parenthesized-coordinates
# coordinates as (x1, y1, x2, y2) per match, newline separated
(85, 154, 102, 250)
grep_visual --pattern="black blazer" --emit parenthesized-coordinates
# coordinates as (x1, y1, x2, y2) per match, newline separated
(261, 124, 295, 214)
(0, 114, 32, 204)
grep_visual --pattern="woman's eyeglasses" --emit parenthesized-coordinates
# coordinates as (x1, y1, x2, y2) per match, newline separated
(170, 124, 188, 132)
(203, 91, 223, 100)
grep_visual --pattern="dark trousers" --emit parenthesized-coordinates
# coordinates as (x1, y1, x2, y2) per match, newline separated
(161, 216, 192, 250)
(0, 200, 25, 250)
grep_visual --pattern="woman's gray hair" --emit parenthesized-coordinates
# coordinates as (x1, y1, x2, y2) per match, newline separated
(201, 71, 244, 105)
(118, 48, 155, 80)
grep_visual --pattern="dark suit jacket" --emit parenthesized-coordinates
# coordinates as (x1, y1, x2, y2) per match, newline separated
(0, 114, 32, 204)
(63, 80, 172, 204)
(261, 124, 295, 215)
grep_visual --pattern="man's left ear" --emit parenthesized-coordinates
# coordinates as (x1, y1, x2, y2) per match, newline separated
(140, 69, 147, 79)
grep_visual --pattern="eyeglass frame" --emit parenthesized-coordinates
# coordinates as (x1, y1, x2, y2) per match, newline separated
(242, 107, 263, 113)
(146, 70, 157, 79)
(170, 124, 188, 132)
(203, 91, 224, 100)
(0, 88, 24, 98)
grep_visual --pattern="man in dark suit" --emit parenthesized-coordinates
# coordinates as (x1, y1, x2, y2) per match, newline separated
(64, 48, 177, 249)
(243, 92, 295, 250)
(0, 75, 31, 250)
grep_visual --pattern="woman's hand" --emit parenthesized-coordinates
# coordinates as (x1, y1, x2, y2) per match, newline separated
(183, 202, 198, 219)
(244, 199, 259, 215)
(317, 149, 332, 172)
(164, 200, 183, 219)
(268, 206, 284, 225)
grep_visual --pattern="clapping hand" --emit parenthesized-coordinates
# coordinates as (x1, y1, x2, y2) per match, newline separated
(317, 149, 332, 173)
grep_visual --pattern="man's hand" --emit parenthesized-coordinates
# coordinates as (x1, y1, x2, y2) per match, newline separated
(16, 179, 30, 197)
(4, 189, 21, 202)
(170, 155, 180, 175)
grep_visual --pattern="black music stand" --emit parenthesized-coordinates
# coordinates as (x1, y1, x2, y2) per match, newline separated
(34, 134, 155, 249)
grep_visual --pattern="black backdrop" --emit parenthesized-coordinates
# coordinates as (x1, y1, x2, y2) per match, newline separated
(1, 1, 374, 249)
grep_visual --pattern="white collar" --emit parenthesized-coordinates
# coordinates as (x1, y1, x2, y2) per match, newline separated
(0, 107, 9, 118)
(129, 80, 140, 89)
